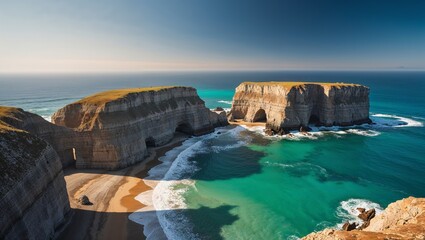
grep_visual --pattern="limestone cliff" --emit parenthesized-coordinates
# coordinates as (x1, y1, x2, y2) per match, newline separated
(0, 106, 78, 167)
(0, 107, 71, 239)
(52, 86, 227, 169)
(229, 82, 370, 133)
(303, 197, 425, 240)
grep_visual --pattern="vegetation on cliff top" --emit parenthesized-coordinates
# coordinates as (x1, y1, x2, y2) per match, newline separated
(75, 86, 186, 105)
(0, 106, 25, 132)
(241, 81, 363, 89)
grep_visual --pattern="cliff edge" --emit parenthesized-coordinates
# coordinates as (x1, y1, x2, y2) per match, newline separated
(303, 197, 425, 240)
(229, 82, 370, 133)
(0, 107, 71, 239)
(52, 86, 227, 169)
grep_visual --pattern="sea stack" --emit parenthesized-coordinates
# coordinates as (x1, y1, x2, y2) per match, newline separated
(0, 107, 71, 239)
(229, 82, 371, 133)
(52, 86, 228, 169)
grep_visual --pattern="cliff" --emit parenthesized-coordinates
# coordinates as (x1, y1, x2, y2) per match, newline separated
(52, 86, 227, 169)
(0, 107, 71, 239)
(229, 82, 370, 133)
(303, 197, 425, 240)
(0, 106, 79, 167)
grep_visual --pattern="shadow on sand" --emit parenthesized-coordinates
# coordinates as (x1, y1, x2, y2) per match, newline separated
(59, 205, 239, 240)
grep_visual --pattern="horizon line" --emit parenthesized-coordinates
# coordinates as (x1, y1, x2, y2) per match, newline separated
(1, 68, 425, 74)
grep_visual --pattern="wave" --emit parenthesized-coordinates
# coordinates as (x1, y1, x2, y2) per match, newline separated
(130, 126, 245, 240)
(42, 116, 52, 122)
(240, 113, 423, 141)
(371, 113, 423, 127)
(217, 100, 232, 105)
(263, 161, 329, 177)
(211, 140, 247, 153)
(28, 107, 53, 112)
(210, 107, 231, 112)
(335, 198, 383, 228)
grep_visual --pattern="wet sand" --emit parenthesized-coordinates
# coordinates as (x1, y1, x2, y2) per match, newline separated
(230, 119, 266, 127)
(58, 134, 188, 240)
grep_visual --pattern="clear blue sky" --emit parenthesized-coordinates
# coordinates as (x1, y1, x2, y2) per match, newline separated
(0, 0, 424, 72)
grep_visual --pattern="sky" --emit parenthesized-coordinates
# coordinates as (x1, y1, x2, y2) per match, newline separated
(0, 0, 424, 72)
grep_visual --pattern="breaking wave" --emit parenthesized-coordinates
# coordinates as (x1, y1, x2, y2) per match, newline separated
(371, 113, 423, 127)
(241, 113, 423, 141)
(217, 100, 233, 105)
(335, 198, 383, 228)
(130, 126, 246, 240)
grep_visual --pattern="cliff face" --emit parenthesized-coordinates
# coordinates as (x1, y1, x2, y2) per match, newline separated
(230, 82, 370, 133)
(303, 197, 425, 240)
(0, 108, 71, 239)
(0, 106, 78, 167)
(52, 87, 227, 169)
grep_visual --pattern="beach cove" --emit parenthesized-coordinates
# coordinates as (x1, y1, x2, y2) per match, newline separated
(1, 71, 425, 239)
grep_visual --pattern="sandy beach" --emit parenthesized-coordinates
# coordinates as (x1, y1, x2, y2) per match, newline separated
(58, 133, 189, 240)
(229, 119, 266, 127)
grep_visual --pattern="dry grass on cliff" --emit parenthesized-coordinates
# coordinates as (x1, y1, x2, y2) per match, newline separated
(242, 81, 362, 89)
(76, 86, 177, 105)
(0, 106, 25, 132)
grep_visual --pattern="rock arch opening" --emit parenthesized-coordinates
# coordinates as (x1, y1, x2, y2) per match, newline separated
(308, 114, 320, 124)
(145, 137, 156, 147)
(72, 148, 76, 161)
(253, 109, 267, 122)
(175, 122, 194, 135)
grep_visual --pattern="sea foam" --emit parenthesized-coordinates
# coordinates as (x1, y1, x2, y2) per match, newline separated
(217, 100, 233, 105)
(130, 126, 245, 240)
(335, 198, 383, 228)
(241, 113, 423, 141)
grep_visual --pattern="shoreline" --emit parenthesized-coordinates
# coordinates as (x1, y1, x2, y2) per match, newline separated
(58, 133, 189, 240)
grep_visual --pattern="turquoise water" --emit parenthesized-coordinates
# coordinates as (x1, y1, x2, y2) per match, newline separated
(1, 71, 424, 239)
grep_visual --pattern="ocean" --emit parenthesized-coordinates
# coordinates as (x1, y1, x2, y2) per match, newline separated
(1, 71, 424, 239)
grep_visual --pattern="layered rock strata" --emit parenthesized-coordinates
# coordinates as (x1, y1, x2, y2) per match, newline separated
(0, 107, 71, 239)
(52, 86, 227, 169)
(0, 106, 78, 167)
(303, 197, 425, 240)
(229, 82, 371, 133)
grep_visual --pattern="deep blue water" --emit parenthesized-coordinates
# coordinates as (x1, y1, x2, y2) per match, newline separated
(1, 71, 424, 239)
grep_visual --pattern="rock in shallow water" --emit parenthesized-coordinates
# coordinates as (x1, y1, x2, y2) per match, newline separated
(342, 222, 357, 231)
(358, 208, 376, 222)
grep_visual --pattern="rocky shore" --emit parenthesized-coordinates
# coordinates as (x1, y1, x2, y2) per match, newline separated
(229, 82, 371, 134)
(303, 197, 425, 240)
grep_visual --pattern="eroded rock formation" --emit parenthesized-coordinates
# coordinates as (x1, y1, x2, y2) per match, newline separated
(303, 197, 425, 240)
(52, 86, 227, 169)
(229, 82, 371, 133)
(0, 107, 71, 239)
(0, 106, 79, 167)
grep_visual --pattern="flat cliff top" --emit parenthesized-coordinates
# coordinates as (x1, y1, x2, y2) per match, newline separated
(0, 106, 25, 132)
(240, 81, 363, 89)
(75, 86, 184, 105)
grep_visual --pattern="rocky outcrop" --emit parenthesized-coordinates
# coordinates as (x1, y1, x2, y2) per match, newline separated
(0, 106, 79, 167)
(0, 107, 71, 239)
(229, 82, 371, 133)
(52, 87, 228, 169)
(303, 197, 425, 240)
